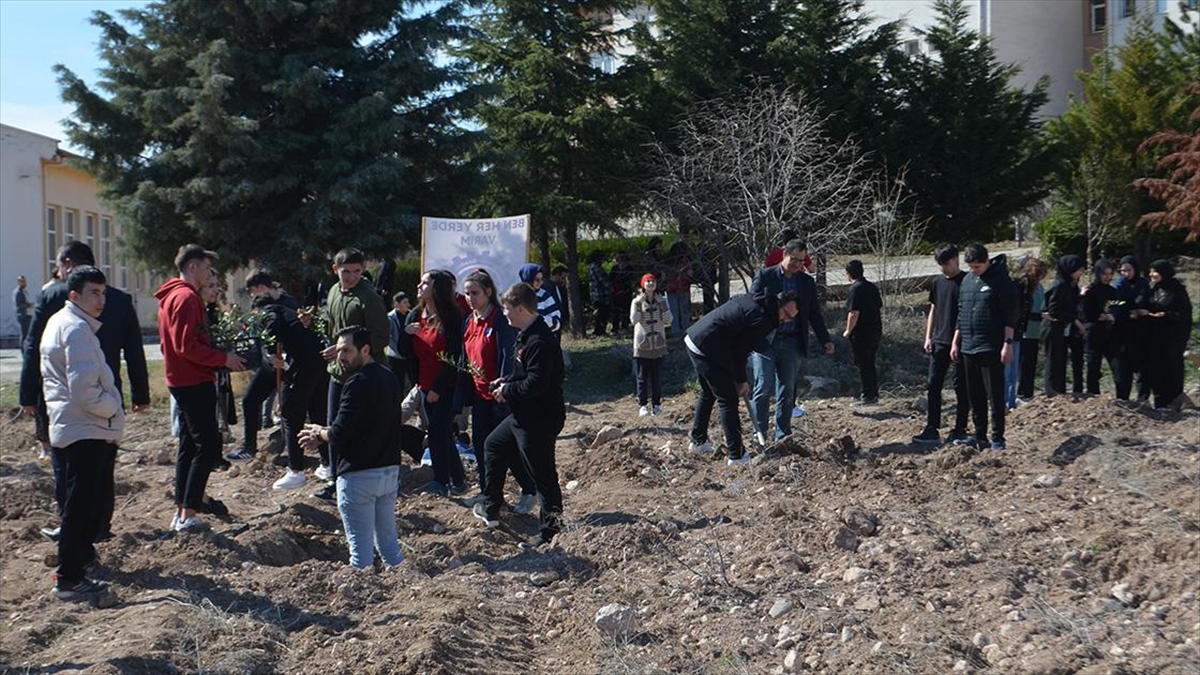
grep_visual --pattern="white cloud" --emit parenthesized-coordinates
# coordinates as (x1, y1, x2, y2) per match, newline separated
(0, 101, 78, 150)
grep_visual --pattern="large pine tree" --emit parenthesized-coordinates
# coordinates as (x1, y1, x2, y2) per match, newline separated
(56, 0, 474, 277)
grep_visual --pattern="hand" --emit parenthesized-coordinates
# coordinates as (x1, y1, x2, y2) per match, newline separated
(1101, 313, 1114, 323)
(493, 386, 507, 403)
(426, 390, 440, 404)
(298, 424, 323, 451)
(132, 403, 149, 413)
(950, 343, 960, 363)
(322, 345, 337, 361)
(297, 307, 315, 328)
(225, 353, 247, 372)
(923, 338, 933, 354)
(21, 405, 36, 418)
(823, 342, 835, 356)
(736, 381, 750, 398)
(1074, 320, 1087, 334)
(489, 378, 505, 392)
(842, 330, 851, 339)
(1132, 309, 1148, 319)
(404, 323, 421, 335)
(1001, 342, 1014, 365)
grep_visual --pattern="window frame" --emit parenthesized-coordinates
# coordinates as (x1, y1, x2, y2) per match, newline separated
(1091, 0, 1108, 32)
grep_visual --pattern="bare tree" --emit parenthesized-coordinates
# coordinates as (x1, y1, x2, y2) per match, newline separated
(646, 83, 878, 300)
(860, 168, 930, 305)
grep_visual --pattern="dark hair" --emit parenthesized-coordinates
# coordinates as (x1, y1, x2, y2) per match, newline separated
(1149, 259, 1176, 280)
(334, 248, 365, 266)
(588, 250, 606, 264)
(464, 270, 498, 306)
(57, 240, 96, 267)
(551, 265, 568, 276)
(845, 260, 865, 280)
(175, 244, 217, 273)
(783, 238, 808, 256)
(776, 290, 799, 309)
(934, 243, 958, 265)
(244, 269, 275, 289)
(963, 244, 989, 264)
(335, 325, 371, 351)
(417, 269, 460, 331)
(67, 265, 106, 293)
(501, 282, 538, 312)
(392, 291, 409, 305)
(777, 228, 798, 247)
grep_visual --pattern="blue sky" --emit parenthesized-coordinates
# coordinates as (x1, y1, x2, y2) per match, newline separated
(0, 1, 149, 148)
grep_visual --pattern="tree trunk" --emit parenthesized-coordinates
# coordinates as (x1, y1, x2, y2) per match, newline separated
(718, 248, 730, 303)
(537, 222, 552, 269)
(563, 221, 586, 336)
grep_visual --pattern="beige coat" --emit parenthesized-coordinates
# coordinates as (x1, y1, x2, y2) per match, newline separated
(630, 293, 672, 359)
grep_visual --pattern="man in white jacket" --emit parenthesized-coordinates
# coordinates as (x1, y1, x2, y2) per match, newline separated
(41, 266, 124, 603)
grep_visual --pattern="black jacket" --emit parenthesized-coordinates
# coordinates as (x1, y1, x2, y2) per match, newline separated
(957, 254, 1016, 355)
(1147, 278, 1193, 348)
(328, 361, 401, 475)
(749, 265, 831, 355)
(686, 293, 781, 383)
(498, 316, 565, 427)
(1081, 280, 1116, 353)
(259, 294, 325, 380)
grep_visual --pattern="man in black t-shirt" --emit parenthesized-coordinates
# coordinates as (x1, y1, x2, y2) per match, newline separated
(914, 244, 970, 445)
(843, 260, 882, 406)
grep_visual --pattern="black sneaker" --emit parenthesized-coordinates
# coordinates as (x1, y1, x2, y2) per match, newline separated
(213, 457, 232, 472)
(912, 428, 941, 445)
(312, 483, 337, 501)
(945, 429, 970, 444)
(449, 481, 470, 496)
(472, 503, 499, 528)
(225, 447, 256, 462)
(52, 578, 109, 602)
(196, 498, 229, 517)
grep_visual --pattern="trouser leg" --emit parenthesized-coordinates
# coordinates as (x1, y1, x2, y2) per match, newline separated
(241, 367, 276, 450)
(171, 384, 220, 509)
(482, 416, 519, 516)
(1018, 337, 1039, 398)
(648, 358, 663, 406)
(56, 440, 108, 584)
(97, 443, 116, 537)
(635, 358, 650, 406)
(514, 420, 565, 542)
(749, 353, 775, 439)
(982, 352, 1006, 441)
(963, 353, 989, 442)
(851, 334, 879, 401)
(689, 353, 716, 445)
(926, 345, 949, 431)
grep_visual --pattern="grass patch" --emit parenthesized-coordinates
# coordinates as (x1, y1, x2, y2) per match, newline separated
(563, 332, 696, 404)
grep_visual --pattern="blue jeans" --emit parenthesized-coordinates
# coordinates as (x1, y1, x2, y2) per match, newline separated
(336, 466, 404, 568)
(1003, 341, 1021, 409)
(668, 292, 691, 335)
(750, 335, 800, 440)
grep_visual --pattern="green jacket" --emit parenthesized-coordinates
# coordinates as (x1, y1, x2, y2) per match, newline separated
(325, 280, 390, 382)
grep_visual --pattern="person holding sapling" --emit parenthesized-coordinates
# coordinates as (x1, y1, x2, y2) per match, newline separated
(1080, 260, 1117, 396)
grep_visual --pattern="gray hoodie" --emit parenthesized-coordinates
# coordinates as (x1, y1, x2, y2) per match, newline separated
(40, 301, 124, 448)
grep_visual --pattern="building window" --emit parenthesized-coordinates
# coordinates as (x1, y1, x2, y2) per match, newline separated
(590, 51, 616, 74)
(101, 216, 113, 279)
(64, 209, 76, 242)
(1120, 0, 1136, 17)
(46, 205, 59, 281)
(904, 38, 921, 55)
(1155, 0, 1168, 11)
(1091, 0, 1107, 32)
(117, 222, 128, 289)
(85, 213, 97, 252)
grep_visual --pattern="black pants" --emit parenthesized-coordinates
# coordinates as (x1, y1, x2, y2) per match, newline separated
(241, 366, 277, 451)
(1068, 335, 1084, 394)
(56, 440, 115, 584)
(1017, 337, 1040, 398)
(689, 351, 744, 459)
(471, 397, 534, 494)
(282, 367, 329, 471)
(482, 415, 565, 541)
(425, 393, 466, 487)
(963, 351, 1006, 443)
(1084, 328, 1115, 395)
(1113, 333, 1150, 401)
(635, 357, 664, 406)
(1043, 322, 1070, 395)
(52, 442, 116, 538)
(592, 300, 610, 336)
(850, 333, 880, 400)
(927, 344, 969, 433)
(1149, 340, 1185, 409)
(170, 383, 221, 509)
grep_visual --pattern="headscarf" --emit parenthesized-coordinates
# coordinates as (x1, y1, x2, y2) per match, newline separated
(1119, 255, 1138, 273)
(1148, 259, 1175, 282)
(1056, 254, 1085, 282)
(1092, 259, 1114, 285)
(517, 263, 542, 284)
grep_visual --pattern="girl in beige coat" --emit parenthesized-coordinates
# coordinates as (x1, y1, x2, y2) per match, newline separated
(630, 273, 673, 416)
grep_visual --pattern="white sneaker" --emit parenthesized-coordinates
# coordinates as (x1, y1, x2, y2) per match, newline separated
(652, 405, 661, 416)
(174, 515, 207, 532)
(273, 469, 307, 490)
(688, 440, 715, 454)
(169, 513, 179, 531)
(419, 449, 432, 467)
(638, 405, 650, 417)
(513, 493, 538, 515)
(727, 452, 752, 467)
(315, 464, 332, 481)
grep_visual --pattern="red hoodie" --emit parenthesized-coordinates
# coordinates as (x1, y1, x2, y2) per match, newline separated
(155, 278, 228, 387)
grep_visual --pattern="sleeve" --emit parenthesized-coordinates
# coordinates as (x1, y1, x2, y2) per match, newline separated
(169, 296, 228, 368)
(497, 318, 519, 379)
(433, 314, 462, 394)
(538, 289, 562, 332)
(749, 269, 767, 297)
(65, 327, 122, 420)
(19, 296, 55, 405)
(660, 298, 673, 329)
(629, 297, 642, 326)
(325, 373, 365, 453)
(806, 282, 832, 345)
(122, 300, 150, 406)
(847, 284, 860, 313)
(502, 338, 555, 400)
(1000, 278, 1017, 330)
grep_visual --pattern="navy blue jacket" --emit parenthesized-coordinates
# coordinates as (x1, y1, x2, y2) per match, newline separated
(685, 293, 781, 383)
(957, 255, 1017, 355)
(749, 266, 831, 355)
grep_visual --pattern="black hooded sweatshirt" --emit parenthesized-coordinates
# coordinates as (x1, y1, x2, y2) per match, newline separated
(1045, 255, 1085, 335)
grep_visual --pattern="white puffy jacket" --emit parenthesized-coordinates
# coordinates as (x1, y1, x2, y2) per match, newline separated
(40, 300, 124, 448)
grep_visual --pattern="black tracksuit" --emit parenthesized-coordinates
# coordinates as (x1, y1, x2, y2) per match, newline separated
(262, 296, 331, 471)
(957, 256, 1016, 444)
(482, 316, 567, 541)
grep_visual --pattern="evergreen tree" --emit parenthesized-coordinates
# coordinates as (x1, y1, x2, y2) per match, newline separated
(460, 0, 639, 335)
(884, 0, 1053, 243)
(55, 0, 473, 279)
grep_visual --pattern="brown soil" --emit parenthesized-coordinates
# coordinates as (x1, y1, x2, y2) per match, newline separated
(1, 391, 1198, 674)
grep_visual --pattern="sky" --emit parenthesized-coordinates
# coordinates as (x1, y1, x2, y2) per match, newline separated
(0, 0, 149, 149)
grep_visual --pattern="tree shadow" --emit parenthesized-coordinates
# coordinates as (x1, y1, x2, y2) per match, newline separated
(1049, 434, 1102, 466)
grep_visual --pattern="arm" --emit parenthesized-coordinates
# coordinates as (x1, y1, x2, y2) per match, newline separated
(432, 315, 462, 394)
(924, 304, 936, 353)
(325, 373, 365, 454)
(169, 296, 229, 368)
(844, 310, 860, 338)
(629, 297, 642, 326)
(19, 291, 62, 407)
(65, 328, 122, 420)
(660, 297, 673, 329)
(500, 339, 555, 400)
(749, 268, 768, 297)
(950, 328, 962, 362)
(805, 282, 833, 348)
(365, 297, 391, 362)
(122, 301, 150, 407)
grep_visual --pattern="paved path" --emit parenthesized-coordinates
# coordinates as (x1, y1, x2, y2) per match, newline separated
(0, 341, 163, 384)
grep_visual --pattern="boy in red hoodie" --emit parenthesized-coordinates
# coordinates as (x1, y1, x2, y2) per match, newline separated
(155, 245, 246, 532)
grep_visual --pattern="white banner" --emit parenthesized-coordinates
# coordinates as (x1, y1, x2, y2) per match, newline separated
(421, 214, 531, 293)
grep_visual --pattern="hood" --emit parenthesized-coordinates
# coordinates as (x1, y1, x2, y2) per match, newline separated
(1149, 258, 1176, 281)
(155, 277, 194, 301)
(518, 264, 542, 284)
(1055, 254, 1085, 282)
(1119, 255, 1138, 273)
(980, 254, 1010, 281)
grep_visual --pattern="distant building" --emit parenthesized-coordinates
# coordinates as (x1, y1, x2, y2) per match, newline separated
(0, 123, 163, 340)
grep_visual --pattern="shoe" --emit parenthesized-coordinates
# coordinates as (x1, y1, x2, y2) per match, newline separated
(727, 452, 752, 466)
(792, 405, 806, 418)
(912, 428, 941, 445)
(423, 481, 449, 497)
(991, 439, 1007, 451)
(449, 481, 470, 496)
(472, 503, 500, 528)
(420, 449, 433, 467)
(273, 469, 307, 490)
(312, 483, 337, 501)
(639, 405, 650, 417)
(224, 447, 256, 462)
(169, 513, 179, 531)
(197, 498, 228, 517)
(464, 493, 489, 507)
(40, 526, 61, 542)
(945, 429, 970, 444)
(513, 493, 538, 515)
(652, 405, 661, 416)
(519, 535, 552, 551)
(174, 515, 207, 532)
(93, 530, 114, 543)
(952, 437, 982, 448)
(52, 578, 110, 602)
(850, 397, 879, 408)
(459, 451, 477, 466)
(315, 464, 332, 481)
(688, 440, 715, 454)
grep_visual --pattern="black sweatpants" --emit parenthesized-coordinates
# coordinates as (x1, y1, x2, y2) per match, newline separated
(52, 442, 116, 539)
(688, 351, 744, 459)
(1149, 339, 1186, 409)
(635, 357, 664, 407)
(482, 415, 565, 541)
(1068, 335, 1084, 394)
(471, 397, 534, 494)
(282, 367, 329, 471)
(1084, 327, 1115, 395)
(1017, 337, 1040, 399)
(56, 439, 115, 584)
(1043, 322, 1070, 395)
(170, 383, 221, 510)
(963, 350, 1006, 443)
(927, 344, 969, 433)
(241, 366, 277, 451)
(850, 333, 880, 401)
